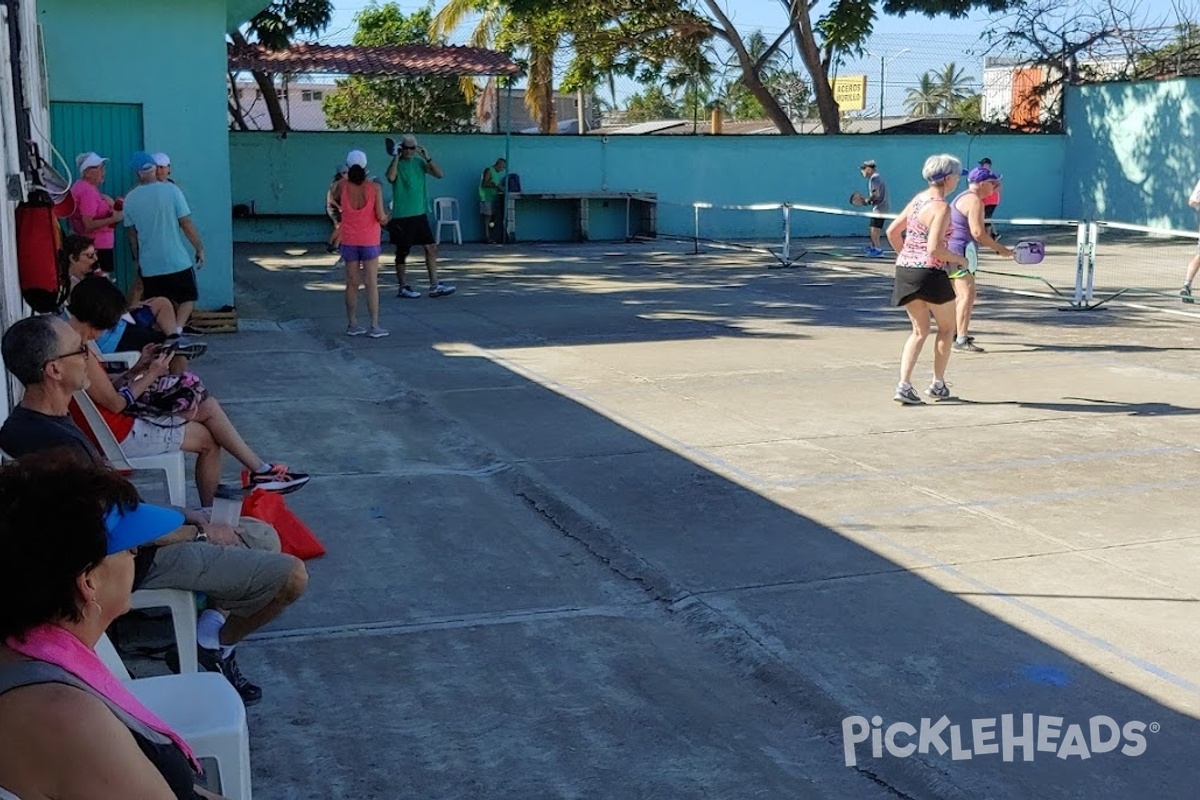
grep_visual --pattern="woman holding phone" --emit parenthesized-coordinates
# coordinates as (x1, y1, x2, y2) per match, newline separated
(333, 150, 390, 338)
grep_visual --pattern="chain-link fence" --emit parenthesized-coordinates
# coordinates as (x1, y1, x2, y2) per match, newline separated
(229, 11, 1198, 135)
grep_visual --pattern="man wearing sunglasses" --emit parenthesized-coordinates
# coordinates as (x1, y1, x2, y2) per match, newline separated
(0, 314, 308, 706)
(385, 134, 456, 299)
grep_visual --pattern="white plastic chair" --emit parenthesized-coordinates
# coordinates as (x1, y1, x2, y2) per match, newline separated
(128, 589, 199, 675)
(71, 390, 198, 673)
(432, 196, 462, 245)
(97, 634, 252, 800)
(71, 390, 186, 506)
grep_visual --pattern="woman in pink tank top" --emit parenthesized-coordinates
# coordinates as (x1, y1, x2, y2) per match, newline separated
(884, 153, 969, 406)
(336, 150, 390, 338)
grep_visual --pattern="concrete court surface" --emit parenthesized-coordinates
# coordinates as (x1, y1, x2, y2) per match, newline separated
(194, 240, 1200, 799)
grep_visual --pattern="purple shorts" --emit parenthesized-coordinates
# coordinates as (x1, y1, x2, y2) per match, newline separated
(339, 243, 382, 263)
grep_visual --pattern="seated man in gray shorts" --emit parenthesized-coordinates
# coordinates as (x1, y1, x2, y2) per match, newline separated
(0, 315, 308, 705)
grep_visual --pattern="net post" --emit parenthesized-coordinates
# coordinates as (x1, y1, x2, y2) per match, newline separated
(693, 203, 700, 255)
(782, 204, 791, 263)
(1085, 222, 1098, 304)
(1072, 222, 1087, 307)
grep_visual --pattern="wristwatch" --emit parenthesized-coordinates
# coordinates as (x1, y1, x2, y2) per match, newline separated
(193, 524, 208, 543)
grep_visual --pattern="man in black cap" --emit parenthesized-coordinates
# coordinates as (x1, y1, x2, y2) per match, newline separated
(860, 160, 889, 257)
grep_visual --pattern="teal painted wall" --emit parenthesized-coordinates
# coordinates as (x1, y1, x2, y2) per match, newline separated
(40, 0, 235, 308)
(230, 132, 1068, 244)
(1063, 77, 1200, 229)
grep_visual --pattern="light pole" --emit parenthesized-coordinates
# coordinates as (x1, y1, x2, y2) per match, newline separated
(867, 48, 910, 132)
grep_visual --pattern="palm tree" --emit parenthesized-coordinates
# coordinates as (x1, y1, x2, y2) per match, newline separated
(934, 62, 975, 112)
(429, 0, 505, 105)
(429, 0, 563, 132)
(904, 73, 941, 116)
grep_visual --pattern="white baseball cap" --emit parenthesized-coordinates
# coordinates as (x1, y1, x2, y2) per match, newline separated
(346, 150, 368, 168)
(152, 152, 170, 167)
(76, 152, 107, 172)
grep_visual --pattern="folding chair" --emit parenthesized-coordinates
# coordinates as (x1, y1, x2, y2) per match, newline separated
(98, 634, 253, 800)
(432, 196, 462, 245)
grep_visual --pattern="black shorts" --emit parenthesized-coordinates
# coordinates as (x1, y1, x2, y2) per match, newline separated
(869, 216, 886, 229)
(95, 248, 115, 275)
(386, 215, 435, 253)
(142, 268, 199, 306)
(983, 205, 997, 219)
(116, 321, 165, 352)
(892, 266, 955, 307)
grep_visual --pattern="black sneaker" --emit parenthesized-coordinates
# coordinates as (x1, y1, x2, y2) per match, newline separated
(242, 464, 310, 495)
(198, 646, 262, 706)
(1183, 285, 1194, 304)
(953, 339, 986, 353)
(181, 325, 206, 337)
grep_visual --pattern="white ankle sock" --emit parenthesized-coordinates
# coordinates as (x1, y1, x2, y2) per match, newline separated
(196, 609, 227, 651)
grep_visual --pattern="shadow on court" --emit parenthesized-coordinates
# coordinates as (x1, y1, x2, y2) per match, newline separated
(214, 242, 1200, 800)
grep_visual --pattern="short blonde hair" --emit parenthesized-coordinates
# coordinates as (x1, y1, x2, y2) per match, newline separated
(921, 154, 961, 184)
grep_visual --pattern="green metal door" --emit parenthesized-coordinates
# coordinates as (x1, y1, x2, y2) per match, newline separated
(49, 102, 144, 291)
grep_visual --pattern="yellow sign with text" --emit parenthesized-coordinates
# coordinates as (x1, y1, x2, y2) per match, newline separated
(833, 76, 868, 111)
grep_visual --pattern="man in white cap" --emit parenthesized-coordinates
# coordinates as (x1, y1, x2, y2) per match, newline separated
(385, 134, 455, 298)
(68, 152, 122, 275)
(152, 152, 172, 183)
(122, 151, 205, 333)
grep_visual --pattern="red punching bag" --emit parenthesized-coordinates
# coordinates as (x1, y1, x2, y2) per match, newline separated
(16, 187, 72, 313)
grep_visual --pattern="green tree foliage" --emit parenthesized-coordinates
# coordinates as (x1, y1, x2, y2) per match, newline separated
(229, 0, 333, 131)
(904, 62, 976, 116)
(322, 4, 475, 133)
(904, 73, 942, 116)
(510, 0, 1018, 134)
(1135, 23, 1200, 78)
(624, 86, 680, 122)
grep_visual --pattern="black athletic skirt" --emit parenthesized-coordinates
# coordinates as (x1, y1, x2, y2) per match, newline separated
(891, 265, 955, 307)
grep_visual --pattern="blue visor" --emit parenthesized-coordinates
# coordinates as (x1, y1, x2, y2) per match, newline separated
(104, 503, 184, 554)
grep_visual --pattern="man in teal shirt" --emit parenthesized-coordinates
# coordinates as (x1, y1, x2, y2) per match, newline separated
(385, 135, 455, 298)
(123, 151, 205, 330)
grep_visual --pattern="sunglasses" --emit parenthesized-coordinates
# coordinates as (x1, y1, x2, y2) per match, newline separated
(401, 145, 416, 151)
(81, 250, 98, 260)
(43, 343, 90, 369)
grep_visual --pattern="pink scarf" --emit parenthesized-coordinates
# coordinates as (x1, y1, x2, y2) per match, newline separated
(6, 624, 200, 771)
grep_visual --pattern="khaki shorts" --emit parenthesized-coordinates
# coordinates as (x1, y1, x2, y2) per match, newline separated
(121, 417, 187, 458)
(190, 509, 282, 553)
(138, 541, 296, 618)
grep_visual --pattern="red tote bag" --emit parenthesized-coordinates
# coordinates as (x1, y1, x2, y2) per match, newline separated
(241, 488, 326, 560)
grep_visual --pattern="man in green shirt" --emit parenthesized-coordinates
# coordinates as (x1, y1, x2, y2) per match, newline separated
(478, 157, 506, 244)
(385, 134, 455, 298)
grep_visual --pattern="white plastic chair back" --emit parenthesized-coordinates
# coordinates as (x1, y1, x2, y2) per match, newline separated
(96, 633, 132, 680)
(72, 391, 133, 470)
(432, 197, 463, 245)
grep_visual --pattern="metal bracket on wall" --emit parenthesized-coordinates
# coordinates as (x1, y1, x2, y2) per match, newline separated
(5, 172, 25, 201)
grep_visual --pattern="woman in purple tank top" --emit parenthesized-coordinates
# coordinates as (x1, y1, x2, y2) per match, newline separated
(884, 154, 969, 405)
(946, 165, 1014, 354)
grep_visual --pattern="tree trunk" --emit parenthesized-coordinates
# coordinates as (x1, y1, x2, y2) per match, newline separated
(227, 73, 251, 131)
(787, 1, 840, 134)
(702, 0, 797, 134)
(230, 31, 290, 132)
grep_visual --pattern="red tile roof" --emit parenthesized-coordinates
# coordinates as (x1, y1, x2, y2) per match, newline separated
(228, 43, 521, 78)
